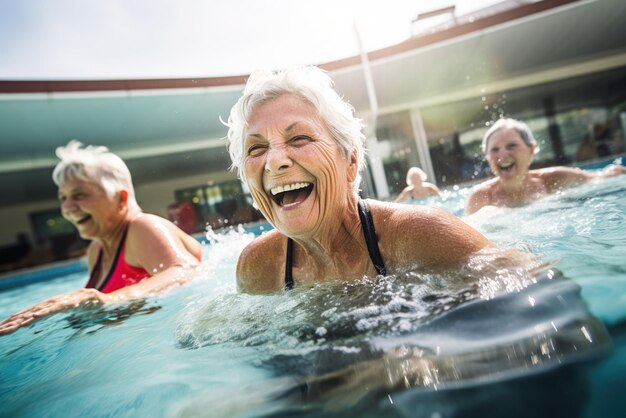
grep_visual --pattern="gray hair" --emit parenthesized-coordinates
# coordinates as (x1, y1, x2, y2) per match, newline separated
(482, 118, 539, 154)
(52, 140, 139, 209)
(406, 167, 427, 184)
(225, 66, 366, 192)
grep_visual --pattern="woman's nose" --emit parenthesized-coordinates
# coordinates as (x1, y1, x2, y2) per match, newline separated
(264, 146, 292, 173)
(495, 149, 508, 159)
(61, 198, 75, 212)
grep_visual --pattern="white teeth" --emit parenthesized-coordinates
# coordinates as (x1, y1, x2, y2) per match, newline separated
(270, 182, 310, 196)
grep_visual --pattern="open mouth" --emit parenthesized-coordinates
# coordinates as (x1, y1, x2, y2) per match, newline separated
(498, 161, 515, 173)
(270, 182, 313, 207)
(76, 215, 92, 225)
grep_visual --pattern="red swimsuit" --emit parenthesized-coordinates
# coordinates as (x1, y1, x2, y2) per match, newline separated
(85, 228, 200, 294)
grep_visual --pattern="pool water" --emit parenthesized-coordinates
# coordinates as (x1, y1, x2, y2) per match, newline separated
(1, 176, 626, 418)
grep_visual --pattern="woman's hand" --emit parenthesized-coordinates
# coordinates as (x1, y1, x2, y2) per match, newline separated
(0, 288, 109, 336)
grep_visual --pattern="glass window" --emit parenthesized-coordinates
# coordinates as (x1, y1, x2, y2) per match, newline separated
(375, 111, 422, 196)
(417, 66, 626, 186)
(175, 180, 262, 230)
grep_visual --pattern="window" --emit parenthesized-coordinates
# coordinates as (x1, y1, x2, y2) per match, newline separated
(175, 180, 262, 230)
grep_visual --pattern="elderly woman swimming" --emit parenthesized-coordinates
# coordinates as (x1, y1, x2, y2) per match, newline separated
(225, 66, 528, 294)
(465, 118, 626, 215)
(394, 166, 442, 203)
(0, 141, 202, 335)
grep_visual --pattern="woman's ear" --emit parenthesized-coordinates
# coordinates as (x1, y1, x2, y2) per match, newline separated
(118, 189, 129, 208)
(347, 151, 358, 183)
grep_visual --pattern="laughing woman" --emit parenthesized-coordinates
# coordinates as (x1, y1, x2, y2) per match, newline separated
(465, 118, 626, 215)
(0, 141, 202, 335)
(225, 66, 536, 294)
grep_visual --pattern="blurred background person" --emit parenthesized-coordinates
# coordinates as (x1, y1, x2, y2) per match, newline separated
(0, 141, 202, 335)
(394, 166, 442, 203)
(465, 118, 626, 215)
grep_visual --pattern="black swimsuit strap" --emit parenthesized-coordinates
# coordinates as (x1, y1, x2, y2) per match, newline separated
(284, 199, 386, 289)
(357, 199, 387, 276)
(285, 237, 294, 290)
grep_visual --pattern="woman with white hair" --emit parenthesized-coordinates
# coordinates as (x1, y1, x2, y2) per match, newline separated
(465, 118, 626, 215)
(394, 166, 442, 203)
(0, 141, 202, 335)
(225, 66, 533, 294)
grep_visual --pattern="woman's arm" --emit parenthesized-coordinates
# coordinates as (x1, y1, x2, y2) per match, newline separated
(426, 183, 443, 197)
(464, 186, 491, 215)
(0, 288, 110, 335)
(393, 187, 412, 203)
(544, 164, 626, 191)
(0, 215, 202, 335)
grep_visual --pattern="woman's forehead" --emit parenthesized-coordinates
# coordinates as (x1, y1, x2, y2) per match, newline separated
(250, 95, 318, 123)
(247, 97, 328, 138)
(58, 176, 99, 192)
(488, 128, 524, 145)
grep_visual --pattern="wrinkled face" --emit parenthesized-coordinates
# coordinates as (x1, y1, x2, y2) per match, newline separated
(485, 128, 535, 181)
(243, 94, 357, 237)
(58, 178, 124, 240)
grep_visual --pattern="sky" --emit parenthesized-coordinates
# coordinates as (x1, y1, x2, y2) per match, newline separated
(0, 0, 501, 80)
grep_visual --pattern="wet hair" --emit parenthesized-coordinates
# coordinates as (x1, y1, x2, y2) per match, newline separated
(225, 66, 366, 192)
(482, 118, 539, 154)
(52, 140, 139, 209)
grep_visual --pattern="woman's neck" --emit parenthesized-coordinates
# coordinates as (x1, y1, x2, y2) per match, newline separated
(499, 173, 530, 194)
(97, 213, 138, 257)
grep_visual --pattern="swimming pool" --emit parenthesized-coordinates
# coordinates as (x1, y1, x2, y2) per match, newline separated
(1, 175, 625, 418)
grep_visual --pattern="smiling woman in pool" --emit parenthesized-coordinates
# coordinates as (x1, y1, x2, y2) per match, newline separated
(465, 118, 626, 215)
(226, 67, 535, 294)
(0, 141, 202, 335)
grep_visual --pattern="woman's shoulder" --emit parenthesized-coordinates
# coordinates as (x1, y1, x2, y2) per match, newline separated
(465, 179, 497, 214)
(368, 200, 452, 245)
(469, 177, 498, 192)
(237, 230, 286, 293)
(534, 165, 584, 177)
(127, 213, 184, 238)
(368, 200, 489, 266)
(125, 212, 201, 259)
(129, 212, 167, 227)
(533, 166, 590, 189)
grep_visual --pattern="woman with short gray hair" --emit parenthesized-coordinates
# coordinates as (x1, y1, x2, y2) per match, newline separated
(0, 141, 202, 335)
(224, 66, 535, 294)
(466, 117, 626, 215)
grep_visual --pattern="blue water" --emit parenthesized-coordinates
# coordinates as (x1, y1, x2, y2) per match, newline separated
(1, 176, 625, 418)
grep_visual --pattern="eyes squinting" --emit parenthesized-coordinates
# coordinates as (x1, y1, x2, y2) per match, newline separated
(245, 135, 314, 157)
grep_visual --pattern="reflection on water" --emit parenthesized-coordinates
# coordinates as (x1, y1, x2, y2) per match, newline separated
(64, 299, 162, 336)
